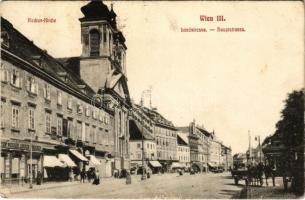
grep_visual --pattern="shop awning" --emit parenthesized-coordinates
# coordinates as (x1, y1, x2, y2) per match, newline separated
(171, 162, 184, 168)
(43, 156, 65, 168)
(149, 160, 162, 168)
(58, 154, 77, 167)
(69, 150, 88, 161)
(89, 155, 101, 165)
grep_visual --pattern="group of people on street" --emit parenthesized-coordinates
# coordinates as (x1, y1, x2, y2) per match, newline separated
(80, 168, 100, 185)
(246, 162, 276, 187)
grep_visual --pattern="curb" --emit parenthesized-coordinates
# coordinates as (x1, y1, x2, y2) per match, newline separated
(1, 182, 81, 196)
(1, 177, 118, 196)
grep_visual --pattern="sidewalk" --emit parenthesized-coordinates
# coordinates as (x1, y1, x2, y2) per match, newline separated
(0, 177, 115, 197)
(240, 177, 299, 199)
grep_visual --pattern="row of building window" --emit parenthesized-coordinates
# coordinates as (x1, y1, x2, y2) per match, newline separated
(136, 143, 155, 150)
(178, 155, 190, 162)
(178, 146, 189, 153)
(1, 66, 110, 124)
(156, 136, 177, 148)
(155, 127, 177, 138)
(157, 151, 177, 160)
(1, 100, 111, 145)
(190, 154, 207, 162)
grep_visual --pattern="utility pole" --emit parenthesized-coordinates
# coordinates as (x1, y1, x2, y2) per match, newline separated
(141, 111, 146, 180)
(258, 135, 261, 163)
(248, 130, 251, 165)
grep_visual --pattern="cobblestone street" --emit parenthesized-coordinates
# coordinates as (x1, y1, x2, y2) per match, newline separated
(5, 172, 243, 199)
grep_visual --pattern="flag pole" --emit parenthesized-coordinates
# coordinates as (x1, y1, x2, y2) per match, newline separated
(248, 130, 252, 161)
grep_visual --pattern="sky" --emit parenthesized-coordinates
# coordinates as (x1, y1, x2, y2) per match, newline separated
(1, 1, 304, 154)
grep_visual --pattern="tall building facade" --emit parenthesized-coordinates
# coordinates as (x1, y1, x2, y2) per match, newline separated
(141, 107, 178, 171)
(179, 120, 211, 172)
(177, 132, 190, 168)
(208, 139, 222, 168)
(129, 104, 158, 172)
(0, 0, 131, 184)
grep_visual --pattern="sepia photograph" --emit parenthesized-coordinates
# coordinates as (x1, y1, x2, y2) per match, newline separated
(0, 0, 304, 199)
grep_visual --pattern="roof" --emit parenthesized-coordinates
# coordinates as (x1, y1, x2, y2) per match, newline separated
(1, 17, 104, 107)
(139, 106, 177, 130)
(177, 132, 189, 145)
(79, 1, 126, 46)
(80, 0, 112, 22)
(129, 120, 154, 141)
(196, 126, 213, 138)
(57, 58, 131, 106)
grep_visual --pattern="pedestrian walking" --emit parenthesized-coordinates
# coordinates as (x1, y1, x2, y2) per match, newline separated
(80, 169, 86, 183)
(88, 169, 94, 183)
(114, 169, 118, 178)
(69, 169, 73, 182)
(126, 171, 131, 185)
(92, 170, 100, 185)
(36, 171, 42, 185)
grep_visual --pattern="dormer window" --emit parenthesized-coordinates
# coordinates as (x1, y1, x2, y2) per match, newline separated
(32, 55, 43, 68)
(1, 30, 9, 47)
(89, 29, 100, 57)
(58, 71, 68, 82)
(77, 84, 86, 94)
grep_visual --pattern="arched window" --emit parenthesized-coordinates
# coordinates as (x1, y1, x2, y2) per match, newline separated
(89, 29, 100, 56)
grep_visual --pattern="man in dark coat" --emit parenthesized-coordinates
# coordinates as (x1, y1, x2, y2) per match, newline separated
(36, 171, 42, 185)
(80, 169, 86, 183)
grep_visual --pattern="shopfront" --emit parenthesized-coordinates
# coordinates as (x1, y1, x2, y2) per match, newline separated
(0, 140, 42, 185)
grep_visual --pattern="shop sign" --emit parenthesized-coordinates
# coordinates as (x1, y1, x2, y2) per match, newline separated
(1, 142, 7, 148)
(1, 142, 41, 151)
(20, 144, 30, 150)
(7, 142, 19, 149)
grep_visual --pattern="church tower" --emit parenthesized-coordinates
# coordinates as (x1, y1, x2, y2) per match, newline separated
(79, 0, 127, 93)
(79, 0, 131, 171)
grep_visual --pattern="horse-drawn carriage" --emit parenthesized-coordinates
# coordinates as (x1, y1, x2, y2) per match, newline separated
(231, 163, 265, 186)
(231, 167, 249, 185)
